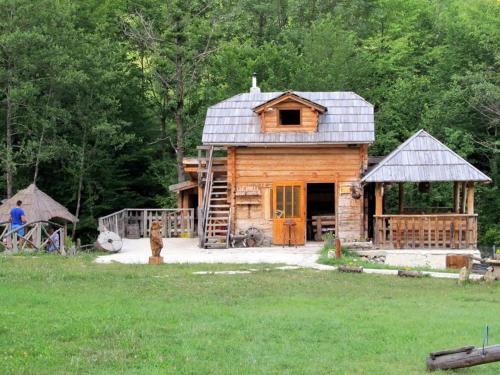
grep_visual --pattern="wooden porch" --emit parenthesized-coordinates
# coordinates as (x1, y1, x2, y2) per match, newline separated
(98, 208, 195, 239)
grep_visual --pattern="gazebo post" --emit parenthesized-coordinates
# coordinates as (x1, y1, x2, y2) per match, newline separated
(453, 182, 461, 213)
(466, 182, 475, 214)
(460, 182, 467, 213)
(35, 224, 42, 248)
(63, 223, 67, 252)
(398, 183, 404, 214)
(375, 183, 384, 215)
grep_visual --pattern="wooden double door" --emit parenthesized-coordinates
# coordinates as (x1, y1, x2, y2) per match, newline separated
(272, 182, 305, 245)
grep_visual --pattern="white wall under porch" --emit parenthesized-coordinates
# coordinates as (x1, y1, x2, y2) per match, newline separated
(353, 248, 480, 269)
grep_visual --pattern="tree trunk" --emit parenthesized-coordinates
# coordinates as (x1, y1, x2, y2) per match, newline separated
(174, 31, 186, 183)
(33, 125, 46, 184)
(5, 83, 14, 198)
(72, 130, 87, 238)
(175, 96, 185, 183)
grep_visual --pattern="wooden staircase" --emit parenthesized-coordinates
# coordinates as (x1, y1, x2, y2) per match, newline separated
(199, 146, 231, 248)
(204, 177, 231, 248)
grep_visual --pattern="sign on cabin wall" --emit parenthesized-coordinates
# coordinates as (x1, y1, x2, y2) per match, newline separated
(235, 185, 261, 196)
(340, 185, 351, 194)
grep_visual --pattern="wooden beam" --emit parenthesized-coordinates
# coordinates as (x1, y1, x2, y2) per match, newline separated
(466, 182, 475, 214)
(398, 183, 404, 214)
(375, 183, 383, 216)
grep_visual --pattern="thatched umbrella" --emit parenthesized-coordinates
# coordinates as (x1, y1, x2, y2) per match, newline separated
(0, 184, 77, 223)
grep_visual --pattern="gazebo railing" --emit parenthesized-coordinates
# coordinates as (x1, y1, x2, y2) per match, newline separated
(0, 220, 65, 253)
(374, 214, 477, 249)
(98, 208, 195, 239)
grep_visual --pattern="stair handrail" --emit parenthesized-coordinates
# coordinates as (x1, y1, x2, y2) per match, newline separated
(226, 206, 232, 248)
(200, 146, 214, 247)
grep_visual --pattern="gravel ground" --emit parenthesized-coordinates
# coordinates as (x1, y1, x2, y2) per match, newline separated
(95, 238, 331, 269)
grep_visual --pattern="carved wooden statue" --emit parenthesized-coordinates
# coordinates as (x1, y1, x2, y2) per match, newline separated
(149, 220, 164, 264)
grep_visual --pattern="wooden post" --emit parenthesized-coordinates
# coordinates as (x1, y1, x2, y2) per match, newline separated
(460, 182, 467, 214)
(466, 182, 474, 214)
(142, 209, 147, 238)
(12, 232, 18, 253)
(229, 147, 237, 234)
(335, 238, 341, 258)
(189, 208, 195, 237)
(375, 183, 383, 216)
(398, 183, 404, 214)
(453, 182, 460, 213)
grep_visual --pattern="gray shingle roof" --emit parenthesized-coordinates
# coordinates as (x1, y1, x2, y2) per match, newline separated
(361, 130, 491, 183)
(202, 91, 374, 145)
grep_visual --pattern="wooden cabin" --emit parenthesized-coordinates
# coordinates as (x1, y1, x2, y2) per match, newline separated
(170, 80, 490, 249)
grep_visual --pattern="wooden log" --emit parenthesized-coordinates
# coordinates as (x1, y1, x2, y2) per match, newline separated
(338, 265, 363, 273)
(427, 345, 500, 371)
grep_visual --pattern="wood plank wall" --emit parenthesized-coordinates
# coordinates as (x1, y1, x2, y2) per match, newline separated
(228, 146, 365, 241)
(261, 100, 318, 133)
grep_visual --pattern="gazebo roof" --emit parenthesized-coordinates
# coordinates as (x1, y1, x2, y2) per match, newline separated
(361, 129, 491, 183)
(0, 184, 78, 223)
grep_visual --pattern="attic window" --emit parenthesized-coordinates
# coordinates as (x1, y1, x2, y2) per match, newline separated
(279, 109, 301, 125)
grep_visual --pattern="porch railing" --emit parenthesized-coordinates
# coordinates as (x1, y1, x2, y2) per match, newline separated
(98, 208, 195, 239)
(374, 214, 477, 249)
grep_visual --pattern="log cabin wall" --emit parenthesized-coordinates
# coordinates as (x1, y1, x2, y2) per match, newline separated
(228, 145, 365, 241)
(261, 100, 318, 133)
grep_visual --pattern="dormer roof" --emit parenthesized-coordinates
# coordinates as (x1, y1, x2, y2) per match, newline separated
(202, 91, 374, 146)
(253, 91, 327, 114)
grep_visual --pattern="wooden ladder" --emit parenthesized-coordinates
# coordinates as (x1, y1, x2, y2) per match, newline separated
(199, 146, 231, 248)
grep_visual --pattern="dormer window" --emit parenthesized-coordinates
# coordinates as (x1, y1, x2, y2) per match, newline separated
(253, 91, 327, 134)
(279, 110, 301, 126)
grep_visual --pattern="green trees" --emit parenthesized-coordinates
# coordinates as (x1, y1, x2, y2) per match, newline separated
(0, 0, 498, 243)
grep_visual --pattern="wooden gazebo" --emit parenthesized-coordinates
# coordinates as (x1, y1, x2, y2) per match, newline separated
(362, 130, 491, 249)
(0, 184, 77, 252)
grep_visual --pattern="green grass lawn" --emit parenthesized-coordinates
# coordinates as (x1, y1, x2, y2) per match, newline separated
(1, 254, 499, 375)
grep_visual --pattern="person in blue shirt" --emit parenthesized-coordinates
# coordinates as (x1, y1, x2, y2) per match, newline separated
(10, 200, 27, 238)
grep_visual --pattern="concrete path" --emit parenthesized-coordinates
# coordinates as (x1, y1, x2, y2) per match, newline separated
(95, 238, 484, 280)
(95, 238, 327, 268)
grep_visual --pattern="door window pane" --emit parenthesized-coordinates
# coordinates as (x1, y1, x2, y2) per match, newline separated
(276, 186, 284, 217)
(285, 186, 293, 218)
(293, 186, 300, 217)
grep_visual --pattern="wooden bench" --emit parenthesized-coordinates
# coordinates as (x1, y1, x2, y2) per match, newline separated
(311, 215, 336, 241)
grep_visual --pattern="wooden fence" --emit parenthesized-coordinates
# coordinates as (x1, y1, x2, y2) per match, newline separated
(98, 208, 195, 238)
(0, 220, 65, 253)
(374, 214, 477, 249)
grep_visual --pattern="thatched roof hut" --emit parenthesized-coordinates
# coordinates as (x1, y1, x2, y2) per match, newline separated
(0, 184, 77, 223)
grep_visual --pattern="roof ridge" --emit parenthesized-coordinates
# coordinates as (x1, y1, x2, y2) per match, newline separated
(361, 129, 425, 181)
(419, 130, 491, 181)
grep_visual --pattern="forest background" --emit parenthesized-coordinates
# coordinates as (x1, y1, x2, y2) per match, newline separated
(0, 0, 498, 244)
